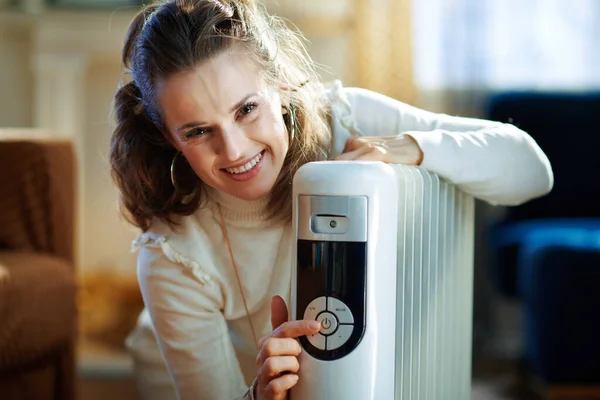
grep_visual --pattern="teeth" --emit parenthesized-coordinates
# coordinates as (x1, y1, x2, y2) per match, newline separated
(226, 152, 263, 174)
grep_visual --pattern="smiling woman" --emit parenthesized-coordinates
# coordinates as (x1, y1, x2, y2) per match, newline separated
(108, 1, 553, 400)
(159, 50, 290, 201)
(110, 0, 330, 233)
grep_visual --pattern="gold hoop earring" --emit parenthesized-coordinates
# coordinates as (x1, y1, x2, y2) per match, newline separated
(170, 151, 195, 195)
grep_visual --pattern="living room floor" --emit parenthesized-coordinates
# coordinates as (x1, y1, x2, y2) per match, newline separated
(77, 375, 534, 400)
(77, 336, 138, 400)
(77, 337, 539, 400)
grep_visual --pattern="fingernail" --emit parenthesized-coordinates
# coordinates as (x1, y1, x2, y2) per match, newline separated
(310, 321, 321, 329)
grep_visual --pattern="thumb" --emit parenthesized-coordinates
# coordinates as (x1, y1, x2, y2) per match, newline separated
(343, 137, 362, 153)
(270, 295, 288, 330)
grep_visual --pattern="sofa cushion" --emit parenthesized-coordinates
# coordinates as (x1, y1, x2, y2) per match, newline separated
(0, 140, 74, 263)
(518, 228, 600, 384)
(0, 251, 77, 371)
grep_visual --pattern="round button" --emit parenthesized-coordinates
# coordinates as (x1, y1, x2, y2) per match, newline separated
(326, 324, 354, 350)
(306, 332, 326, 350)
(303, 296, 327, 321)
(327, 297, 354, 324)
(316, 312, 338, 336)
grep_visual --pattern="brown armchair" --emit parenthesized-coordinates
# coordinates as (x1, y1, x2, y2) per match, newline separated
(0, 139, 78, 400)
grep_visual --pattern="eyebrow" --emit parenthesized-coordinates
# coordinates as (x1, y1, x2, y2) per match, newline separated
(175, 93, 258, 134)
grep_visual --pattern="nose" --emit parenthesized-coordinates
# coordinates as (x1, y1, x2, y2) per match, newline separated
(219, 125, 246, 161)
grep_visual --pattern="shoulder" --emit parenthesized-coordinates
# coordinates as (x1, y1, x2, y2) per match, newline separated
(131, 208, 221, 285)
(321, 80, 371, 141)
(324, 80, 402, 113)
(323, 80, 418, 131)
(322, 80, 414, 155)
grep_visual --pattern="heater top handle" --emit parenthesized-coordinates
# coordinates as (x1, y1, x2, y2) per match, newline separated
(297, 195, 368, 243)
(293, 161, 401, 243)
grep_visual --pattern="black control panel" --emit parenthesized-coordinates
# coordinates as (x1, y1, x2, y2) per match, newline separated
(296, 239, 368, 361)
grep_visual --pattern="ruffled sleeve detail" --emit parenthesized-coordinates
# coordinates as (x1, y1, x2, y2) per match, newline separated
(131, 232, 213, 285)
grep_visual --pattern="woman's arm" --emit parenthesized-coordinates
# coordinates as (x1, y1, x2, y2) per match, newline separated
(332, 86, 553, 206)
(137, 245, 254, 400)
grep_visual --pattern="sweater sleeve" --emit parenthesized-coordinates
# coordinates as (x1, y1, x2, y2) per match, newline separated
(137, 244, 251, 400)
(331, 86, 554, 206)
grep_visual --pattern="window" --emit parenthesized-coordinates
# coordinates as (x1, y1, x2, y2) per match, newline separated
(411, 0, 600, 90)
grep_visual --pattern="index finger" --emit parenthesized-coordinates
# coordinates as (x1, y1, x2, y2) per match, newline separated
(272, 319, 322, 339)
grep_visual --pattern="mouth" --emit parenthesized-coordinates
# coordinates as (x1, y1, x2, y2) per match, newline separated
(222, 150, 265, 175)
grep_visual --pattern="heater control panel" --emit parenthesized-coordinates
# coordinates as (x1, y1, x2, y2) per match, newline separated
(303, 296, 356, 351)
(295, 195, 368, 361)
(295, 236, 368, 361)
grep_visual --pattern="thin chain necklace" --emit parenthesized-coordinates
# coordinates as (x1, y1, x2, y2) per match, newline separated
(216, 203, 259, 351)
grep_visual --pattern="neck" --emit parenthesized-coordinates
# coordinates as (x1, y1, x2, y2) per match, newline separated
(204, 186, 272, 227)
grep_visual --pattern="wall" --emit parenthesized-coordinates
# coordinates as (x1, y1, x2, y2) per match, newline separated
(0, 13, 33, 127)
(83, 59, 140, 278)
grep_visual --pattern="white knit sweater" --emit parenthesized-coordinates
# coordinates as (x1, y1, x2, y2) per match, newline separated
(126, 81, 553, 400)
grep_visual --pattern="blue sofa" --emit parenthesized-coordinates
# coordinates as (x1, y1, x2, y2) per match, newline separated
(485, 92, 600, 387)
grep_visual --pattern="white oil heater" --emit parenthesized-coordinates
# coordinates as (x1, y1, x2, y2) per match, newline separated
(290, 161, 475, 400)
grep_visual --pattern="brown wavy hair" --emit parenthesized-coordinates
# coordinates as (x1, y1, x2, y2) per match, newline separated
(109, 0, 331, 232)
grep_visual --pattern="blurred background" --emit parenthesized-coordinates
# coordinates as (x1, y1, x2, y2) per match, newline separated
(0, 0, 599, 399)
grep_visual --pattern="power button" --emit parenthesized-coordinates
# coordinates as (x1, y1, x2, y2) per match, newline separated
(316, 312, 338, 336)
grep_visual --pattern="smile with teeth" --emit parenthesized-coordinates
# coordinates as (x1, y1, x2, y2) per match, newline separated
(224, 151, 263, 174)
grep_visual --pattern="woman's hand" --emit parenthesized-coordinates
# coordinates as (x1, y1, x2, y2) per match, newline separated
(254, 296, 321, 400)
(335, 134, 423, 165)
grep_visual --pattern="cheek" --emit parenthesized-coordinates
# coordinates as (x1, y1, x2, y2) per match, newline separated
(257, 111, 289, 150)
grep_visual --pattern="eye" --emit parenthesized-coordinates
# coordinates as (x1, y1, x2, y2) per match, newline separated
(238, 102, 258, 119)
(184, 127, 209, 138)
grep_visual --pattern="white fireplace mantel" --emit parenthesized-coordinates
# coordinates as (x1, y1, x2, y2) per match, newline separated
(27, 10, 136, 137)
(0, 9, 137, 137)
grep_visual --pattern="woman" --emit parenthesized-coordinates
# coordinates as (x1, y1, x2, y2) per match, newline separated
(109, 1, 553, 399)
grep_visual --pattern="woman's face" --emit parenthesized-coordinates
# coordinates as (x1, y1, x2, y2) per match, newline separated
(158, 49, 289, 201)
